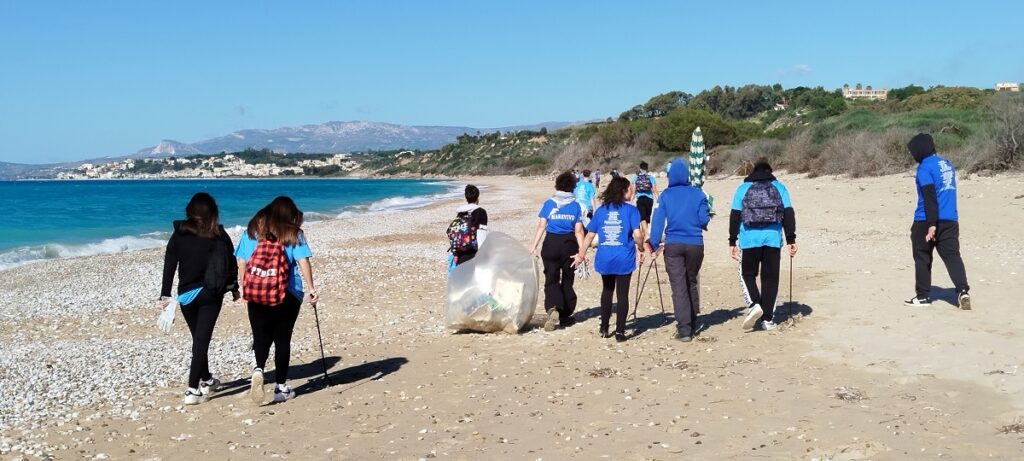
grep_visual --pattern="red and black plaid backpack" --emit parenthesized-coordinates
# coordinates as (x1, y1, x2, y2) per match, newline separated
(243, 239, 289, 306)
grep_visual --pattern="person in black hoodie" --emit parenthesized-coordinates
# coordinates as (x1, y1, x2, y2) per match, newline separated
(159, 192, 240, 405)
(728, 160, 797, 332)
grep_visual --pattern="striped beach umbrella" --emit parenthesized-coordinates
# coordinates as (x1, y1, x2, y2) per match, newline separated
(688, 126, 706, 188)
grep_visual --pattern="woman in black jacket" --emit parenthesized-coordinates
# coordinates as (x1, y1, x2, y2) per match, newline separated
(159, 192, 240, 405)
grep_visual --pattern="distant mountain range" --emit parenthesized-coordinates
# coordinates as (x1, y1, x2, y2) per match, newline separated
(0, 120, 572, 178)
(127, 120, 572, 160)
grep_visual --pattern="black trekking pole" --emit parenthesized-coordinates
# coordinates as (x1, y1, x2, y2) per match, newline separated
(652, 259, 666, 315)
(788, 255, 794, 322)
(631, 260, 657, 320)
(311, 301, 331, 386)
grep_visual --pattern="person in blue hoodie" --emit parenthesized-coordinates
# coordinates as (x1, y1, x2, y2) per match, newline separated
(905, 133, 971, 309)
(649, 159, 711, 342)
(728, 160, 797, 332)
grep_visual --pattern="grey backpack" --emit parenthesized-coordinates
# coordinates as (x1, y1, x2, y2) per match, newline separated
(741, 181, 784, 227)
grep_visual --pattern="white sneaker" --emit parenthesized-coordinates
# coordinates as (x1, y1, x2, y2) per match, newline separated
(741, 303, 763, 330)
(272, 384, 296, 403)
(199, 378, 221, 396)
(183, 388, 208, 405)
(250, 368, 265, 405)
(760, 320, 777, 331)
(958, 292, 971, 310)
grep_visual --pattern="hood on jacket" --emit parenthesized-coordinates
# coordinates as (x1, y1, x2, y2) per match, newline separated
(744, 162, 777, 183)
(551, 191, 577, 207)
(455, 204, 479, 214)
(667, 159, 691, 187)
(907, 133, 935, 163)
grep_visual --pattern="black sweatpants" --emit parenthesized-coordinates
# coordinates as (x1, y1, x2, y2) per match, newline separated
(911, 221, 970, 298)
(600, 274, 632, 335)
(541, 232, 579, 323)
(663, 243, 704, 336)
(179, 290, 224, 389)
(247, 293, 302, 384)
(741, 246, 781, 322)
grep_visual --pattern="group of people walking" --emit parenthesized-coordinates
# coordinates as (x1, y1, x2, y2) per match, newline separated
(530, 158, 783, 342)
(522, 132, 972, 342)
(162, 133, 971, 406)
(159, 194, 318, 406)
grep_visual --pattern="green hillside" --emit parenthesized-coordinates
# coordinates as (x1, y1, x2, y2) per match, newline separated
(361, 83, 1022, 178)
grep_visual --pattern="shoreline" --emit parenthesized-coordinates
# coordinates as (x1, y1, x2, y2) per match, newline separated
(0, 178, 461, 272)
(1, 174, 1022, 459)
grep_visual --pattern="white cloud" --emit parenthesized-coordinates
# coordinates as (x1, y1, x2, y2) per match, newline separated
(792, 64, 812, 75)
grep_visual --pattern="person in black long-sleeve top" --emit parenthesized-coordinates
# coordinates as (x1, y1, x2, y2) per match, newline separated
(159, 192, 240, 405)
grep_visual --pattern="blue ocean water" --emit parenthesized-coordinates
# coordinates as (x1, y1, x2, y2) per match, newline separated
(0, 178, 454, 269)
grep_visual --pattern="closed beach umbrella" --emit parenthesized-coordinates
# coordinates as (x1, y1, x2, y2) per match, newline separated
(688, 126, 706, 188)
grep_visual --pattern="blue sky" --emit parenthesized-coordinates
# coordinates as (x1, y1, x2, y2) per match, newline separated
(1, 1, 1021, 164)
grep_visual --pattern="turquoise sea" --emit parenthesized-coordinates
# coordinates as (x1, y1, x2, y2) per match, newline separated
(0, 178, 454, 269)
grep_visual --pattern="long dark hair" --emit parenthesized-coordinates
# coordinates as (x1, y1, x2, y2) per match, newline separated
(601, 176, 630, 206)
(180, 192, 220, 238)
(247, 196, 304, 246)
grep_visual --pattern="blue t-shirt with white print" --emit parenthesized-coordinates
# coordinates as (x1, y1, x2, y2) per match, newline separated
(234, 232, 313, 300)
(914, 154, 958, 222)
(586, 203, 641, 275)
(731, 180, 792, 250)
(538, 199, 583, 235)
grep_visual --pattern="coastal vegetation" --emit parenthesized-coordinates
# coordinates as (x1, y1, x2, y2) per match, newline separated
(370, 83, 1023, 178)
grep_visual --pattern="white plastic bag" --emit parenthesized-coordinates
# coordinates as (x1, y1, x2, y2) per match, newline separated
(446, 232, 539, 334)
(156, 298, 177, 333)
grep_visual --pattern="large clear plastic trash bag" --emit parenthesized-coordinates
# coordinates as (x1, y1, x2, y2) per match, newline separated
(446, 232, 539, 334)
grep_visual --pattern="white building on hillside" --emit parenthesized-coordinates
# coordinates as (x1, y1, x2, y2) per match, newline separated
(842, 83, 888, 100)
(996, 82, 1021, 92)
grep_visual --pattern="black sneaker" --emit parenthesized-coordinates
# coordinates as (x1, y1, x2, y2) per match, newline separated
(560, 316, 577, 329)
(599, 326, 610, 338)
(675, 333, 692, 342)
(957, 292, 971, 310)
(614, 332, 627, 342)
(903, 296, 932, 307)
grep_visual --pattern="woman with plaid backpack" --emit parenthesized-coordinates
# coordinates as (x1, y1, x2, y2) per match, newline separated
(234, 196, 319, 405)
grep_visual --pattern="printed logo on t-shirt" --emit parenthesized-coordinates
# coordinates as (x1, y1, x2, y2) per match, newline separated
(601, 210, 624, 247)
(938, 160, 955, 192)
(548, 207, 578, 221)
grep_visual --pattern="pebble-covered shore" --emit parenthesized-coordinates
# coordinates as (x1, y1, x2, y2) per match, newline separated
(0, 179, 537, 458)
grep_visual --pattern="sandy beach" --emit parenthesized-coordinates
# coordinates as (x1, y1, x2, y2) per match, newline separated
(2, 173, 1023, 460)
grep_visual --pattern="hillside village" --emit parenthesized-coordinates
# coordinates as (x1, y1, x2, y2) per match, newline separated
(57, 152, 361, 179)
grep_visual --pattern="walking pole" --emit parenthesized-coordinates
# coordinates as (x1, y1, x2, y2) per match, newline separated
(788, 255, 794, 322)
(652, 259, 666, 315)
(631, 260, 656, 320)
(311, 301, 331, 386)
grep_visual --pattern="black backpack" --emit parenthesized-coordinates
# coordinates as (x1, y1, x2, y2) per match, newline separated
(741, 181, 784, 227)
(204, 233, 237, 296)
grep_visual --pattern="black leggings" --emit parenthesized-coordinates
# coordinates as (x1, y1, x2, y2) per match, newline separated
(247, 293, 302, 384)
(180, 291, 224, 389)
(541, 232, 579, 322)
(600, 274, 632, 334)
(741, 246, 781, 321)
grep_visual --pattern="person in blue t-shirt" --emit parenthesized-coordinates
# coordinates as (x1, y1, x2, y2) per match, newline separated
(574, 169, 597, 220)
(578, 176, 643, 342)
(905, 133, 971, 309)
(235, 196, 319, 405)
(529, 171, 586, 332)
(649, 159, 710, 342)
(728, 160, 797, 333)
(630, 161, 659, 241)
